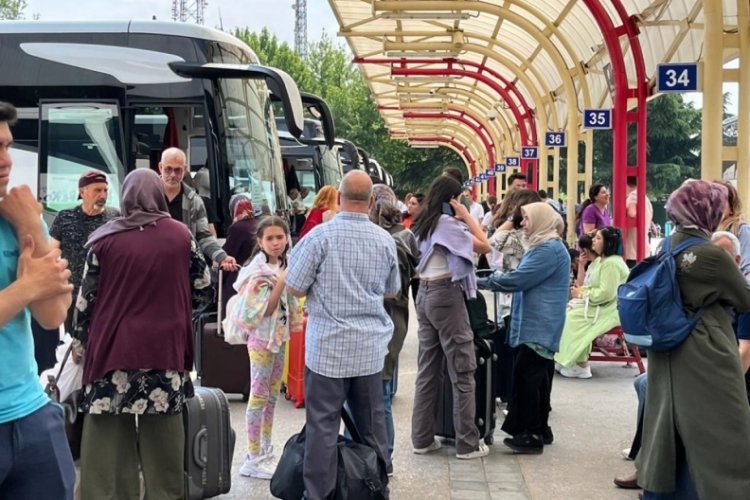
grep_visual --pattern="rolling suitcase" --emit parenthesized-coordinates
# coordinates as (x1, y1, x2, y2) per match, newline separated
(195, 270, 250, 400)
(184, 386, 236, 500)
(435, 336, 497, 445)
(284, 314, 306, 408)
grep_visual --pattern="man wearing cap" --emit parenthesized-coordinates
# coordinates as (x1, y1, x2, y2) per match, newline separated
(43, 171, 119, 359)
(159, 147, 238, 271)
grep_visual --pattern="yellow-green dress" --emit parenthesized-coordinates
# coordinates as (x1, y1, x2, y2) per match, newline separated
(554, 255, 629, 366)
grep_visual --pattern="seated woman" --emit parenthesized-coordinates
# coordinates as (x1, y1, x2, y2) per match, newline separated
(555, 226, 629, 379)
(297, 185, 338, 239)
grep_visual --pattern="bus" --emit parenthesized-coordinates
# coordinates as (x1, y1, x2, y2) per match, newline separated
(0, 20, 305, 233)
(275, 93, 343, 206)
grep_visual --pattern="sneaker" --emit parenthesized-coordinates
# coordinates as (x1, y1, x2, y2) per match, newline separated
(261, 444, 275, 462)
(413, 438, 442, 455)
(239, 456, 276, 480)
(456, 442, 490, 460)
(622, 447, 633, 461)
(503, 432, 543, 454)
(554, 362, 564, 373)
(559, 364, 592, 379)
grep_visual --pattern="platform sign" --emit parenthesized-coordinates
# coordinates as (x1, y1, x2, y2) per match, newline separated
(521, 147, 538, 159)
(494, 163, 506, 173)
(583, 109, 612, 129)
(545, 132, 566, 147)
(657, 63, 698, 93)
(505, 157, 520, 168)
(486, 169, 495, 177)
(473, 176, 480, 183)
(479, 172, 488, 181)
(463, 181, 471, 188)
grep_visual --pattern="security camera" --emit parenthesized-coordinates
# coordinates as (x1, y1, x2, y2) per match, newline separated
(487, 109, 498, 121)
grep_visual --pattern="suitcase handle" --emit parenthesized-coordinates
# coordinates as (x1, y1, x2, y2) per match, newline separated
(193, 427, 208, 468)
(217, 269, 224, 337)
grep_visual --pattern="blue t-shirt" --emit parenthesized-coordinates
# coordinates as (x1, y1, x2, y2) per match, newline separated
(0, 218, 49, 423)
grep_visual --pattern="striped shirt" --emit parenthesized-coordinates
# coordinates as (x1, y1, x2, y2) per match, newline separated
(286, 212, 400, 378)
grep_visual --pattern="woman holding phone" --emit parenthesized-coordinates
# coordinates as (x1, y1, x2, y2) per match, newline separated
(410, 175, 491, 460)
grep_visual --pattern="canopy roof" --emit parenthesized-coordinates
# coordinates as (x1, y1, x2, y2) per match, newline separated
(329, 0, 739, 151)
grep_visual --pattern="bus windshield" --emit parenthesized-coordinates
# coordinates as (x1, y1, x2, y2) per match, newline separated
(217, 78, 284, 217)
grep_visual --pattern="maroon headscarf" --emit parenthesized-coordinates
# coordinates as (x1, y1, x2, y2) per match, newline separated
(86, 169, 170, 247)
(665, 180, 728, 235)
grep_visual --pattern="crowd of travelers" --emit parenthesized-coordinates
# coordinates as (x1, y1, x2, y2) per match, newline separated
(1, 96, 750, 500)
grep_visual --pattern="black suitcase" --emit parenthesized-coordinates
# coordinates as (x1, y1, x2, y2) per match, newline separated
(435, 337, 497, 445)
(184, 386, 236, 500)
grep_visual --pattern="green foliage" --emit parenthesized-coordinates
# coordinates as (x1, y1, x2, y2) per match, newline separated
(590, 94, 701, 200)
(0, 0, 26, 19)
(235, 28, 463, 194)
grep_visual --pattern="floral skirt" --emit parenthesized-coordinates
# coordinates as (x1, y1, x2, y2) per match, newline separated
(79, 369, 194, 415)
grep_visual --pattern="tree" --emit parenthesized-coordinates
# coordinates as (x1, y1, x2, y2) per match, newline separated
(588, 94, 701, 200)
(0, 0, 26, 19)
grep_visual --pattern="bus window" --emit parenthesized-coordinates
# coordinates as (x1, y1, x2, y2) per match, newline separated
(40, 103, 125, 213)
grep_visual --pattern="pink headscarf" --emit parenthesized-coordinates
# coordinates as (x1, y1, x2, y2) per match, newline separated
(665, 180, 728, 235)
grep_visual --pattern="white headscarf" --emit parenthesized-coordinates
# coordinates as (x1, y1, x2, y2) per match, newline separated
(522, 202, 563, 249)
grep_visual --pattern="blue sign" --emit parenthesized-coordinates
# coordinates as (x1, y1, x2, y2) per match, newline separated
(545, 132, 566, 147)
(479, 173, 488, 181)
(463, 182, 471, 188)
(473, 176, 480, 183)
(521, 146, 538, 159)
(657, 63, 698, 93)
(494, 163, 506, 172)
(583, 109, 612, 129)
(486, 169, 495, 177)
(505, 157, 519, 168)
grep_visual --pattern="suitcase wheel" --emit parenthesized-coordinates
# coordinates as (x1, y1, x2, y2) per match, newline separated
(484, 435, 494, 445)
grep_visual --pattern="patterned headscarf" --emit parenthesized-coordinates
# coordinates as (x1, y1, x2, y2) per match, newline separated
(521, 202, 563, 249)
(666, 180, 728, 234)
(370, 184, 401, 229)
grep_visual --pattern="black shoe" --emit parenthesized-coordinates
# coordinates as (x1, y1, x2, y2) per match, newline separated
(503, 432, 543, 454)
(541, 427, 554, 445)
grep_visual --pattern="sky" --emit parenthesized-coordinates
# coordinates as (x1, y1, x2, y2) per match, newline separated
(26, 0, 341, 47)
(20, 0, 740, 116)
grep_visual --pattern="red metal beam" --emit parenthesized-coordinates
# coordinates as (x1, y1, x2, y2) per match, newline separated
(583, 0, 648, 260)
(355, 57, 539, 190)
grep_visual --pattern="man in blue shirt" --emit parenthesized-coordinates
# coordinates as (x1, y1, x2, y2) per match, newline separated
(0, 101, 77, 499)
(286, 170, 400, 500)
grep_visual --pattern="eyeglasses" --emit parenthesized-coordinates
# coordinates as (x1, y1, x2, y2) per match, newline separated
(163, 166, 185, 175)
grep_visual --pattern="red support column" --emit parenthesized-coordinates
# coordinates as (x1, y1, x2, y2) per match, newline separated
(582, 1, 648, 260)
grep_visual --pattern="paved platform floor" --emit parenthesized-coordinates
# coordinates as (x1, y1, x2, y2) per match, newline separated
(223, 296, 645, 500)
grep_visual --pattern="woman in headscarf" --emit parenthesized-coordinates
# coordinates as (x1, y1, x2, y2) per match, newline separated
(221, 193, 259, 312)
(73, 169, 211, 500)
(636, 180, 750, 500)
(367, 184, 417, 461)
(477, 202, 570, 454)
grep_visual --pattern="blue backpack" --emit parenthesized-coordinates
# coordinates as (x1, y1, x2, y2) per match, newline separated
(617, 237, 706, 351)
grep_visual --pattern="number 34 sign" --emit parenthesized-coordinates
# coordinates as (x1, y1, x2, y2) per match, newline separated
(657, 63, 698, 93)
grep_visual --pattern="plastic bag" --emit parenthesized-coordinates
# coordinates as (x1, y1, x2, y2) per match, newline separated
(39, 334, 82, 402)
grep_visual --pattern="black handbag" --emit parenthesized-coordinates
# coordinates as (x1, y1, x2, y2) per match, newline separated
(270, 410, 389, 500)
(43, 343, 84, 460)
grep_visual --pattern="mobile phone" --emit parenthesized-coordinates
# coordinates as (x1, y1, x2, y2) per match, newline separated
(441, 202, 455, 216)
